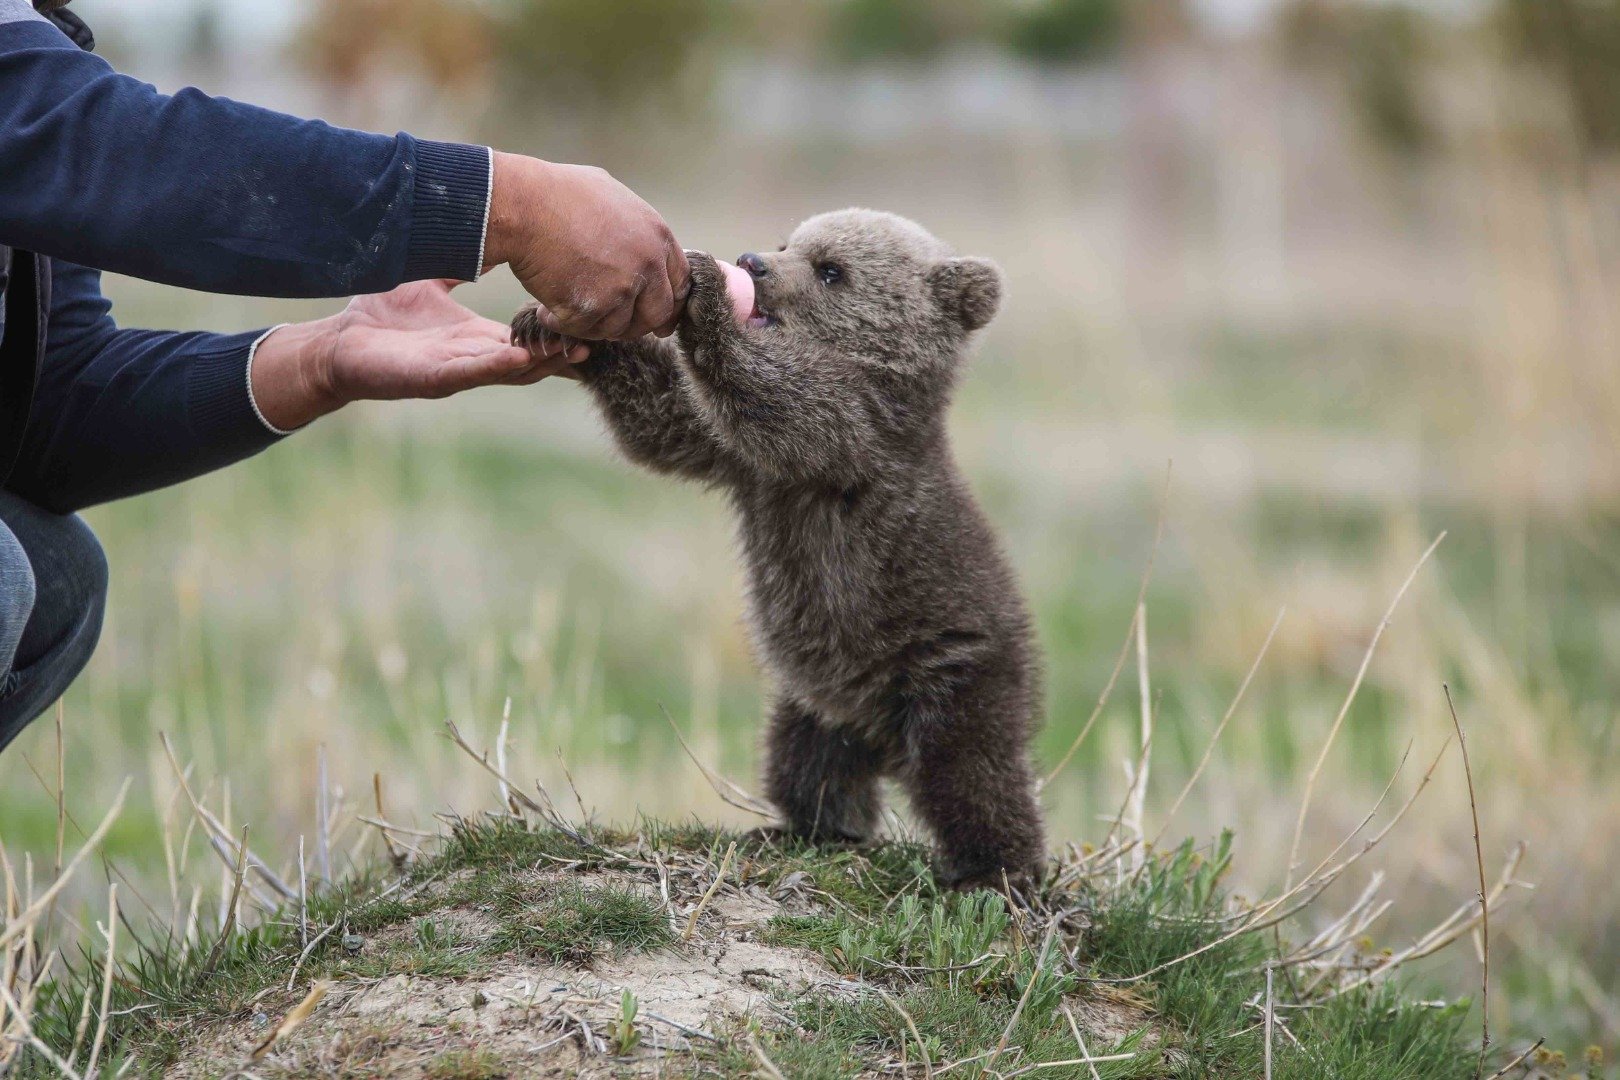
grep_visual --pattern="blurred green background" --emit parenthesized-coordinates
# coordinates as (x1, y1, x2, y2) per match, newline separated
(4, 0, 1620, 1059)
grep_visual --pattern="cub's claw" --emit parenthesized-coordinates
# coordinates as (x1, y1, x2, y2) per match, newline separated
(510, 303, 578, 358)
(510, 303, 548, 351)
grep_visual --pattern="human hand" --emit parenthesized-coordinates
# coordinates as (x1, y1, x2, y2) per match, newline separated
(483, 152, 689, 341)
(249, 279, 584, 430)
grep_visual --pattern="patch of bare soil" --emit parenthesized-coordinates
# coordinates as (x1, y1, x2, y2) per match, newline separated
(167, 868, 840, 1078)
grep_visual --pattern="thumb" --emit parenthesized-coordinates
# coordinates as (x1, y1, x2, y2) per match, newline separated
(427, 345, 533, 396)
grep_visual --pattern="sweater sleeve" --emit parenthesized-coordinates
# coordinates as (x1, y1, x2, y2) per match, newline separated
(5, 259, 286, 513)
(0, 15, 492, 297)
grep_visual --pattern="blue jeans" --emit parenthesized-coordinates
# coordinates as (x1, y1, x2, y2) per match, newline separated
(0, 490, 107, 754)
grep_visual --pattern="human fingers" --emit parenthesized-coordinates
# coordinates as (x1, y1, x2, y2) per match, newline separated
(534, 299, 616, 341)
(501, 358, 567, 385)
(651, 246, 690, 338)
(423, 345, 534, 397)
(579, 274, 646, 341)
(628, 270, 677, 341)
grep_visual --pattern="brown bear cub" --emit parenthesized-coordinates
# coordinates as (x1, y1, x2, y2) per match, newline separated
(512, 209, 1045, 890)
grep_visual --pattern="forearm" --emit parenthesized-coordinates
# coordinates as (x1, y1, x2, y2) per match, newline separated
(579, 338, 730, 480)
(9, 327, 284, 513)
(0, 16, 489, 295)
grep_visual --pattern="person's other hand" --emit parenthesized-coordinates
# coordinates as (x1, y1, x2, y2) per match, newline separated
(249, 280, 587, 430)
(483, 153, 689, 341)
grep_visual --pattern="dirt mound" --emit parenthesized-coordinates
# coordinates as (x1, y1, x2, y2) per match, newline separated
(171, 866, 844, 1077)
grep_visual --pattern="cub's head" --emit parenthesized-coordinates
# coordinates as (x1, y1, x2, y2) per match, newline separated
(733, 209, 1002, 371)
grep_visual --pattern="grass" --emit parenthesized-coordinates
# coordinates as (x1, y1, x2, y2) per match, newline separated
(756, 836, 1482, 1080)
(487, 879, 672, 963)
(7, 815, 1508, 1078)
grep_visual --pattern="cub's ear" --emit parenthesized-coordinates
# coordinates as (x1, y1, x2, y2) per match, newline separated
(927, 257, 1003, 332)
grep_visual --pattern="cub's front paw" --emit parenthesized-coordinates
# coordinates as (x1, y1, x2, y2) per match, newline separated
(510, 303, 576, 357)
(677, 251, 732, 345)
(510, 303, 546, 350)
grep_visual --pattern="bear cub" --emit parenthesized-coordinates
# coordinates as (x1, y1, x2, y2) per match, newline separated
(512, 209, 1044, 890)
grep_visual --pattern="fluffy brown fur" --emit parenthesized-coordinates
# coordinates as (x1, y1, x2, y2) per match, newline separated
(512, 209, 1044, 889)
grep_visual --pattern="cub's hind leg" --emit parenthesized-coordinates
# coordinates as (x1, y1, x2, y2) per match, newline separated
(899, 673, 1045, 892)
(764, 699, 885, 843)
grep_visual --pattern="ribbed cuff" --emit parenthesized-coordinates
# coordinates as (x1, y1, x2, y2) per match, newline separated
(186, 330, 291, 457)
(404, 139, 494, 284)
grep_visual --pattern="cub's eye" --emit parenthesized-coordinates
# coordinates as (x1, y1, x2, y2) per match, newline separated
(816, 262, 845, 286)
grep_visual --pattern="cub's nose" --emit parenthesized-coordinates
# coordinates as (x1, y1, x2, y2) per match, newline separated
(737, 252, 769, 279)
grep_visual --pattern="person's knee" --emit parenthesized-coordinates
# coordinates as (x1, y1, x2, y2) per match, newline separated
(0, 510, 102, 754)
(0, 526, 37, 672)
(10, 512, 107, 674)
(56, 515, 108, 633)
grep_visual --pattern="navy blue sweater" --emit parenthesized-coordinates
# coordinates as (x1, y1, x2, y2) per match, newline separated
(0, 1, 493, 513)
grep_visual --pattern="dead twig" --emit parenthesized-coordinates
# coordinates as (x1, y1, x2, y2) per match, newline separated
(1060, 1004, 1104, 1080)
(443, 720, 596, 849)
(682, 841, 737, 942)
(0, 974, 81, 1080)
(0, 778, 128, 954)
(84, 884, 118, 1078)
(1092, 739, 1446, 986)
(1444, 684, 1490, 1080)
(556, 747, 590, 822)
(315, 745, 331, 882)
(196, 829, 249, 990)
(1153, 607, 1284, 846)
(1263, 963, 1275, 1080)
(371, 774, 407, 868)
(748, 1032, 787, 1080)
(1286, 533, 1444, 889)
(496, 698, 514, 813)
(298, 836, 308, 953)
(1125, 606, 1152, 865)
(640, 1010, 720, 1043)
(878, 988, 933, 1079)
(158, 734, 295, 900)
(984, 915, 1063, 1074)
(250, 980, 330, 1061)
(1484, 1038, 1544, 1080)
(197, 825, 250, 984)
(659, 706, 772, 818)
(1320, 845, 1526, 1001)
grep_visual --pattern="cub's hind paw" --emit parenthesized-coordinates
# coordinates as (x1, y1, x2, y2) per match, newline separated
(940, 860, 1043, 897)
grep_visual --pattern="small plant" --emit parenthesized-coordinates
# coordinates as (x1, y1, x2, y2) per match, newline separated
(832, 891, 1011, 987)
(424, 1048, 503, 1080)
(611, 989, 642, 1057)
